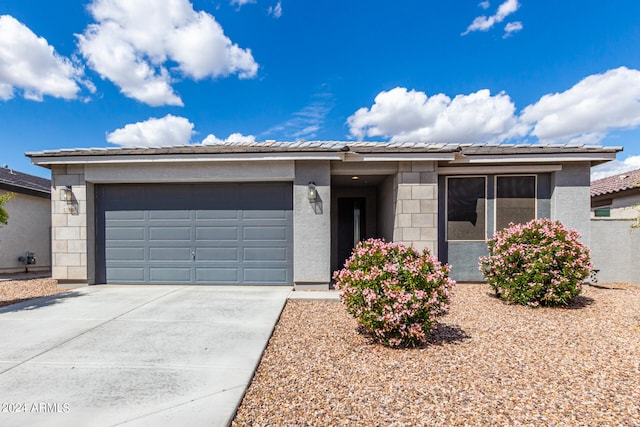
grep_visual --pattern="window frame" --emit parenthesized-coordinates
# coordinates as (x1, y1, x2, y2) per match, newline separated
(445, 175, 488, 242)
(593, 206, 611, 218)
(494, 174, 538, 231)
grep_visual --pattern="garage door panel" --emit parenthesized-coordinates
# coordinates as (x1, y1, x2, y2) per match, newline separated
(105, 247, 146, 261)
(196, 268, 239, 283)
(149, 226, 191, 241)
(243, 210, 288, 220)
(243, 226, 288, 241)
(105, 210, 145, 220)
(196, 247, 239, 261)
(149, 247, 192, 261)
(243, 247, 288, 262)
(108, 267, 146, 282)
(195, 226, 239, 241)
(149, 267, 191, 282)
(96, 183, 293, 285)
(148, 210, 192, 220)
(196, 210, 239, 220)
(106, 227, 145, 241)
(243, 268, 288, 283)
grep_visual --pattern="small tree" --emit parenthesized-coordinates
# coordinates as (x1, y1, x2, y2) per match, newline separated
(0, 192, 16, 226)
(333, 238, 455, 347)
(480, 218, 591, 307)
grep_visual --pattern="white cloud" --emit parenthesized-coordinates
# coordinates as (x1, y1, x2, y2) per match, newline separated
(230, 0, 256, 6)
(521, 67, 640, 143)
(78, 0, 258, 106)
(348, 67, 640, 148)
(591, 155, 640, 181)
(201, 132, 256, 144)
(503, 21, 523, 37)
(347, 87, 526, 143)
(107, 114, 194, 147)
(479, 1, 491, 9)
(463, 0, 520, 35)
(0, 15, 87, 101)
(268, 1, 283, 18)
(263, 93, 332, 140)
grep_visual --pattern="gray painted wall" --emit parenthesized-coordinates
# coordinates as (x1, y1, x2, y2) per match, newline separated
(85, 161, 295, 183)
(591, 219, 640, 283)
(378, 174, 396, 241)
(293, 161, 331, 289)
(551, 162, 592, 245)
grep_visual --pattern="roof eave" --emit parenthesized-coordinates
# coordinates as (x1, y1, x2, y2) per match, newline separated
(28, 151, 459, 166)
(448, 151, 620, 164)
(0, 183, 50, 198)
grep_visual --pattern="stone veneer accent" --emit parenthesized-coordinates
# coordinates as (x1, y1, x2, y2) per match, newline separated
(51, 165, 88, 282)
(392, 161, 438, 255)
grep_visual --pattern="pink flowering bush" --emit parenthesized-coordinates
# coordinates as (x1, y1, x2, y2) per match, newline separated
(479, 218, 592, 307)
(333, 238, 455, 348)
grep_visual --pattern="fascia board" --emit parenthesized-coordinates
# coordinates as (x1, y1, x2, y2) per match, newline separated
(30, 152, 346, 165)
(448, 152, 619, 164)
(437, 164, 563, 175)
(341, 153, 457, 162)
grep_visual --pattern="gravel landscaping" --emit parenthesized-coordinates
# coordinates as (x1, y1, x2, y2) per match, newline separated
(233, 283, 640, 426)
(0, 276, 61, 308)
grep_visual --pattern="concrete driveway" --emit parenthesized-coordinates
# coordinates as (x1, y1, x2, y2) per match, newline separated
(0, 285, 291, 427)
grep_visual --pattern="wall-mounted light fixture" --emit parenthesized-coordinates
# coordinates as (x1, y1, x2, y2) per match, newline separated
(307, 182, 318, 202)
(60, 185, 73, 204)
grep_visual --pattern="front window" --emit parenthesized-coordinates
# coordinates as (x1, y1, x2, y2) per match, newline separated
(447, 176, 486, 241)
(495, 175, 536, 230)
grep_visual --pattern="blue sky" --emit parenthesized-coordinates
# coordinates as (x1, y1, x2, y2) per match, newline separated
(1, 0, 640, 179)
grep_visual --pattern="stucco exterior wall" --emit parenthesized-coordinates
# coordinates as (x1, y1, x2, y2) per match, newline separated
(51, 165, 88, 282)
(591, 192, 640, 219)
(393, 161, 438, 255)
(591, 219, 640, 283)
(378, 174, 396, 242)
(0, 190, 51, 273)
(293, 161, 331, 289)
(85, 161, 295, 183)
(551, 162, 591, 245)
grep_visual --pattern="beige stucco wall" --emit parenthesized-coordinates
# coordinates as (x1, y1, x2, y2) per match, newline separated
(393, 161, 438, 255)
(591, 192, 640, 219)
(50, 164, 88, 282)
(0, 190, 51, 273)
(591, 219, 640, 283)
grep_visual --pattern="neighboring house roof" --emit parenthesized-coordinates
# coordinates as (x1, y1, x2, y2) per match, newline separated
(591, 168, 640, 197)
(26, 141, 622, 159)
(0, 166, 51, 198)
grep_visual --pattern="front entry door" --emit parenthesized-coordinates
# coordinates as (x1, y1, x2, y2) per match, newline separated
(337, 197, 366, 269)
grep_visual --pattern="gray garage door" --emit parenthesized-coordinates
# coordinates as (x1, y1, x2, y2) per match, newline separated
(95, 183, 293, 285)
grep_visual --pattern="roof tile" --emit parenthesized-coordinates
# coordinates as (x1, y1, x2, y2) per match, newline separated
(25, 141, 622, 158)
(0, 167, 50, 194)
(591, 168, 640, 197)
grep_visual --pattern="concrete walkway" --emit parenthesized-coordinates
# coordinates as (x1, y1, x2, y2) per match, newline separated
(0, 285, 290, 427)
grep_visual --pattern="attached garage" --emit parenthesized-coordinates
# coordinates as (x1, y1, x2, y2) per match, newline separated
(95, 182, 293, 285)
